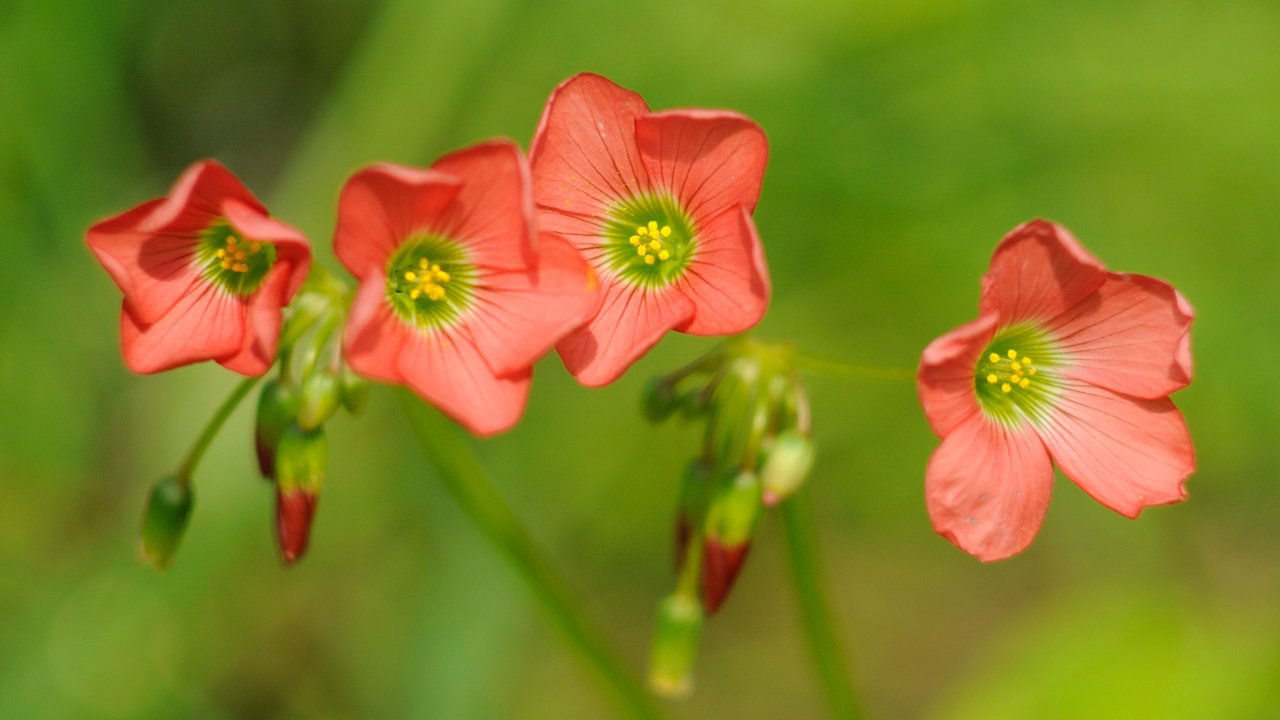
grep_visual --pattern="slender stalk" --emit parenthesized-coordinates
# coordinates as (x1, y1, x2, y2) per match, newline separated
(401, 396, 666, 720)
(780, 486, 864, 720)
(175, 377, 260, 484)
(794, 352, 913, 383)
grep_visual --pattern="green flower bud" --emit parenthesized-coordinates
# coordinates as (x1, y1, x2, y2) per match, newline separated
(275, 423, 327, 495)
(340, 366, 369, 415)
(297, 371, 341, 431)
(255, 379, 299, 479)
(700, 471, 763, 613)
(138, 475, 193, 572)
(761, 431, 815, 506)
(648, 593, 704, 698)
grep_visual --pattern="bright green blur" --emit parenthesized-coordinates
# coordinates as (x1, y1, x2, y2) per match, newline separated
(2, 0, 1278, 718)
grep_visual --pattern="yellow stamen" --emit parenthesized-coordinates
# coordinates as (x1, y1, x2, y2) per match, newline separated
(637, 246, 647, 256)
(1019, 378, 1031, 389)
(988, 353, 1000, 363)
(1022, 357, 1033, 365)
(648, 220, 659, 234)
(637, 226, 648, 236)
(1010, 362, 1022, 372)
(658, 250, 670, 261)
(629, 235, 641, 246)
(1001, 383, 1012, 393)
(404, 271, 417, 281)
(1007, 349, 1017, 359)
(1028, 367, 1037, 376)
(660, 225, 672, 237)
(986, 373, 998, 384)
(645, 255, 656, 265)
(649, 240, 661, 250)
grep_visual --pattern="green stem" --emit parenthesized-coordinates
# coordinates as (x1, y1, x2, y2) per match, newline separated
(175, 377, 260, 484)
(401, 396, 666, 720)
(780, 487, 864, 720)
(794, 351, 913, 383)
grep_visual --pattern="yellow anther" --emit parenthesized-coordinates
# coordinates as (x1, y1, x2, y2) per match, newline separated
(658, 250, 670, 261)
(660, 225, 672, 237)
(649, 240, 661, 250)
(1019, 378, 1031, 389)
(437, 271, 450, 282)
(648, 220, 659, 233)
(233, 263, 248, 273)
(226, 236, 237, 246)
(1022, 357, 1033, 365)
(215, 249, 226, 258)
(1001, 383, 1012, 393)
(637, 226, 648, 236)
(1028, 367, 1037, 376)
(404, 271, 417, 281)
(419, 258, 429, 269)
(637, 246, 647, 256)
(988, 353, 1000, 363)
(986, 373, 998, 384)
(221, 259, 232, 269)
(1007, 349, 1017, 359)
(1010, 362, 1022, 372)
(644, 255, 656, 265)
(410, 289, 421, 299)
(629, 235, 641, 246)
(250, 242, 261, 252)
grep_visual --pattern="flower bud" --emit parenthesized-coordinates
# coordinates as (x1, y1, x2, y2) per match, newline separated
(340, 366, 369, 415)
(297, 370, 341, 431)
(138, 475, 193, 572)
(700, 471, 763, 613)
(642, 376, 680, 423)
(254, 379, 298, 478)
(761, 430, 815, 506)
(648, 593, 704, 698)
(706, 359, 762, 470)
(274, 423, 327, 564)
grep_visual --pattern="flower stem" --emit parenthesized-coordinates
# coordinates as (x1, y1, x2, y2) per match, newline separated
(780, 486, 864, 720)
(794, 351, 913, 383)
(400, 395, 667, 720)
(175, 377, 260, 485)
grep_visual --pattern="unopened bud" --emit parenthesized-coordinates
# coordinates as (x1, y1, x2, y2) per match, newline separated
(274, 424, 327, 564)
(648, 593, 704, 698)
(706, 359, 761, 469)
(340, 366, 369, 415)
(297, 371, 341, 431)
(255, 379, 298, 478)
(700, 471, 763, 613)
(761, 431, 815, 506)
(642, 377, 680, 423)
(138, 475, 193, 571)
(276, 486, 318, 565)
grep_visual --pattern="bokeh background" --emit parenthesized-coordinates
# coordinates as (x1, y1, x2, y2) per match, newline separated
(3, 0, 1279, 717)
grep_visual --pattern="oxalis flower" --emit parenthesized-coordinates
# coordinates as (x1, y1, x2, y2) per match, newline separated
(336, 140, 600, 436)
(530, 73, 770, 386)
(87, 160, 311, 376)
(917, 220, 1195, 561)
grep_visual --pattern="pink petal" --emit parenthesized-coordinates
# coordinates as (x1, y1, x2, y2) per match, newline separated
(216, 261, 292, 376)
(1171, 290, 1194, 387)
(675, 205, 770, 335)
(87, 198, 202, 325)
(530, 73, 650, 223)
(979, 220, 1108, 326)
(556, 280, 695, 387)
(119, 283, 246, 374)
(397, 326, 532, 437)
(430, 140, 536, 271)
(334, 163, 463, 279)
(925, 412, 1053, 562)
(468, 232, 602, 377)
(221, 199, 312, 300)
(634, 109, 767, 223)
(342, 274, 411, 385)
(1038, 383, 1193, 517)
(140, 159, 265, 235)
(1047, 273, 1194, 399)
(917, 314, 998, 437)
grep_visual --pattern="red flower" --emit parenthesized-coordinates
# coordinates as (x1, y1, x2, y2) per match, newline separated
(530, 73, 770, 386)
(336, 140, 599, 436)
(87, 160, 311, 376)
(917, 220, 1195, 561)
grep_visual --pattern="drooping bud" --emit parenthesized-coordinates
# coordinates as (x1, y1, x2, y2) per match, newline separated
(700, 470, 764, 613)
(274, 423, 327, 564)
(339, 366, 369, 415)
(761, 430, 815, 506)
(138, 475, 193, 571)
(254, 379, 298, 478)
(297, 370, 341, 431)
(642, 376, 681, 423)
(648, 593, 704, 698)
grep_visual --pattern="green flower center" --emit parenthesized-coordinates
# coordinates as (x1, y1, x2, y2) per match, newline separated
(196, 220, 276, 296)
(385, 234, 476, 330)
(974, 324, 1063, 426)
(601, 192, 696, 287)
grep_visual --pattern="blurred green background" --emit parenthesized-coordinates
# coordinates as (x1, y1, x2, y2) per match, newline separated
(3, 0, 1279, 717)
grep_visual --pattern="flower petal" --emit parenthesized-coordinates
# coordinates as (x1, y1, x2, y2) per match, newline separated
(675, 205, 770, 335)
(1038, 382, 1193, 517)
(334, 163, 463, 279)
(634, 109, 767, 223)
(430, 139, 536, 271)
(343, 273, 412, 385)
(925, 412, 1053, 562)
(917, 314, 998, 437)
(119, 284, 245, 374)
(87, 198, 202, 325)
(216, 261, 292, 376)
(979, 219, 1108, 326)
(221, 199, 312, 300)
(468, 232, 601, 377)
(141, 159, 265, 235)
(556, 281, 695, 387)
(530, 73, 649, 224)
(1047, 273, 1194, 399)
(397, 326, 532, 437)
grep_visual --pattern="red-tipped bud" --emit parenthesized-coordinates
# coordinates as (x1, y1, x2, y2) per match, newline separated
(701, 537, 752, 614)
(700, 471, 763, 613)
(138, 475, 193, 571)
(276, 486, 318, 565)
(339, 366, 369, 415)
(255, 379, 299, 478)
(274, 423, 326, 564)
(648, 593, 704, 698)
(297, 370, 341, 431)
(761, 430, 815, 506)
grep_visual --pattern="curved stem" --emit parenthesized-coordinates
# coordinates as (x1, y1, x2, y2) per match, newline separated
(780, 486, 864, 720)
(794, 351, 913, 383)
(401, 395, 666, 720)
(175, 377, 260, 484)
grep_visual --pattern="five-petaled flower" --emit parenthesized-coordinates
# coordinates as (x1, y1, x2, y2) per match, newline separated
(530, 73, 771, 386)
(336, 139, 600, 436)
(917, 220, 1195, 561)
(87, 160, 312, 376)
